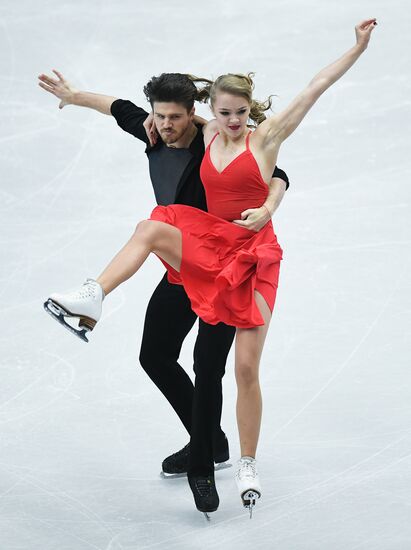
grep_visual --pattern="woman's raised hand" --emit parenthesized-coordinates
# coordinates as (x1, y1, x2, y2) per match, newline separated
(355, 19, 377, 51)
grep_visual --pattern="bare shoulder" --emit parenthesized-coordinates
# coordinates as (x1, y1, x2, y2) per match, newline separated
(203, 119, 219, 146)
(251, 115, 282, 148)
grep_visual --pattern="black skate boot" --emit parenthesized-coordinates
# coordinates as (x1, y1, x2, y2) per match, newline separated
(188, 473, 219, 519)
(162, 443, 190, 476)
(161, 436, 229, 476)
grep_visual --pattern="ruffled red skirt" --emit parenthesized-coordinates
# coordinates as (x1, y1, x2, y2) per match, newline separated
(150, 205, 283, 328)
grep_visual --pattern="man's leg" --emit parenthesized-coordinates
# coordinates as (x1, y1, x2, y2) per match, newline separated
(139, 274, 197, 434)
(188, 320, 236, 476)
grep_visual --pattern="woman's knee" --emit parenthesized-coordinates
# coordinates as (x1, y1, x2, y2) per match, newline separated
(134, 219, 153, 236)
(235, 360, 259, 387)
(133, 220, 159, 247)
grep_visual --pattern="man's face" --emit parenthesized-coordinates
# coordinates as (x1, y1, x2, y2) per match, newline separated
(153, 102, 194, 144)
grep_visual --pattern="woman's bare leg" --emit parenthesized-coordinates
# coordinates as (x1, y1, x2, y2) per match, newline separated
(96, 220, 182, 295)
(235, 291, 272, 458)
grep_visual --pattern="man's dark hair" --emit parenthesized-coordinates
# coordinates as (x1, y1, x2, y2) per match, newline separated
(143, 73, 198, 112)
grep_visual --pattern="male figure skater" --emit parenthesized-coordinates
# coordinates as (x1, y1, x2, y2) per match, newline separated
(38, 70, 289, 514)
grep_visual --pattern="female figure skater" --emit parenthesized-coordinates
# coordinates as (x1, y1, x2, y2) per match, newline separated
(44, 20, 377, 515)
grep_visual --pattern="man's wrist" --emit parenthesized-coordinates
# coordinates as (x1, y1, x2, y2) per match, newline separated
(261, 204, 272, 218)
(70, 90, 82, 106)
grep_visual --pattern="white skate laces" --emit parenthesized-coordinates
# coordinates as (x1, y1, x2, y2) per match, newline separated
(78, 279, 105, 302)
(235, 456, 259, 486)
(235, 456, 261, 518)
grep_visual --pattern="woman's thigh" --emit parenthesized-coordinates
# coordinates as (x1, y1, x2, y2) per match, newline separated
(140, 220, 183, 272)
(235, 291, 272, 381)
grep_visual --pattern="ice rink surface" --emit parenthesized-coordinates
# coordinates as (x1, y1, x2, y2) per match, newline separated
(1, 0, 410, 548)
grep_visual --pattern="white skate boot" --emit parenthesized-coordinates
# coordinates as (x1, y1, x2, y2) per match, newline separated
(44, 279, 104, 342)
(235, 456, 261, 518)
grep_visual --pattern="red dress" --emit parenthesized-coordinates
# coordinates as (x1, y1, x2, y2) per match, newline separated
(150, 132, 283, 328)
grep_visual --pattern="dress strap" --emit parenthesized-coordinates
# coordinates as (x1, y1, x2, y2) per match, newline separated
(208, 132, 219, 148)
(245, 130, 252, 150)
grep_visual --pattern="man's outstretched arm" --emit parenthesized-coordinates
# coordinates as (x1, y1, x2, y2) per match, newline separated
(38, 69, 151, 143)
(38, 69, 117, 114)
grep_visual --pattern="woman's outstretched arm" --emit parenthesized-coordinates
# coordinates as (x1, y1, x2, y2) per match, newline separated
(260, 19, 377, 146)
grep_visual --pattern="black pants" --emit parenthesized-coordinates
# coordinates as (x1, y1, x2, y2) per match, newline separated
(139, 274, 235, 475)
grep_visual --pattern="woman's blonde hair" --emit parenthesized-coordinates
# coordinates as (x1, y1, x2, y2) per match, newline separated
(187, 72, 273, 126)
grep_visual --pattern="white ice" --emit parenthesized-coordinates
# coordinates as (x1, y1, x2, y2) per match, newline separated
(1, 1, 411, 549)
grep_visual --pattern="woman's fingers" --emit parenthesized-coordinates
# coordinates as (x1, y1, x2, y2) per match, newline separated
(359, 18, 376, 26)
(364, 20, 377, 37)
(355, 18, 377, 48)
(357, 18, 377, 30)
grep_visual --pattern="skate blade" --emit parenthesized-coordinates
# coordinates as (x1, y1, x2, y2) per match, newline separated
(203, 512, 211, 521)
(215, 461, 232, 472)
(159, 471, 187, 479)
(160, 462, 231, 479)
(241, 490, 261, 519)
(44, 299, 91, 343)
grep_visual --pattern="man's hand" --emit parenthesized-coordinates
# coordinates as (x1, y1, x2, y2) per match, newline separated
(38, 69, 77, 109)
(232, 177, 287, 232)
(143, 112, 158, 146)
(232, 206, 271, 232)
